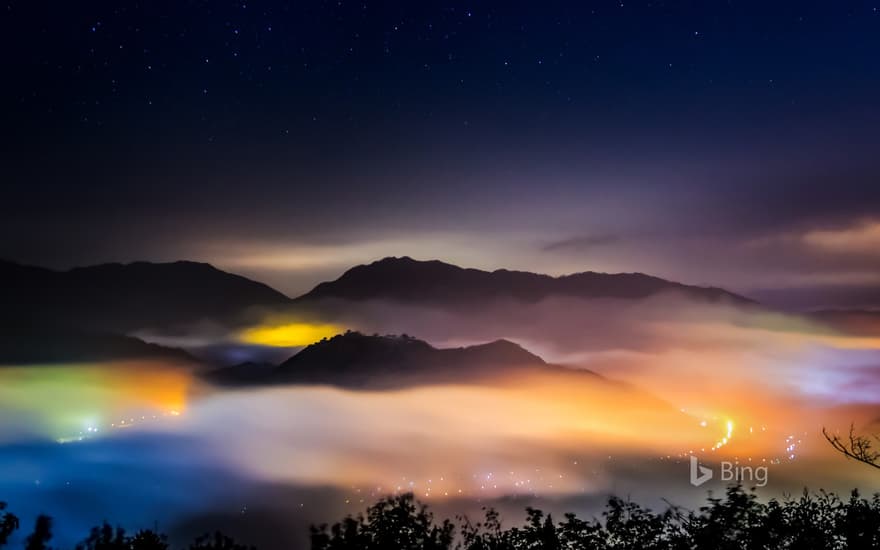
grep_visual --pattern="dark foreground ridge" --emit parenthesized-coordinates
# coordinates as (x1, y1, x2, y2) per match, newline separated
(205, 331, 583, 389)
(3, 485, 880, 550)
(296, 256, 754, 307)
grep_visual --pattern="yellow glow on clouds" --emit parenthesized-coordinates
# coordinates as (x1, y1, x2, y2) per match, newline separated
(239, 322, 342, 347)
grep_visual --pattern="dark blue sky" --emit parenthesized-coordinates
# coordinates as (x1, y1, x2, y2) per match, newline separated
(2, 1, 880, 305)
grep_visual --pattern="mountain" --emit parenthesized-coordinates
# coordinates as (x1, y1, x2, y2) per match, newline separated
(295, 256, 753, 307)
(0, 256, 752, 364)
(203, 361, 277, 384)
(0, 259, 289, 363)
(1, 257, 751, 334)
(204, 331, 603, 389)
(0, 325, 195, 365)
(0, 259, 291, 332)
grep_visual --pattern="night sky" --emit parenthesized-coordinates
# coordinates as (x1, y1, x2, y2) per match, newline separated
(3, 1, 880, 306)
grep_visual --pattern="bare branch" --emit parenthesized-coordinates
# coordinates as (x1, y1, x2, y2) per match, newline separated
(823, 424, 880, 470)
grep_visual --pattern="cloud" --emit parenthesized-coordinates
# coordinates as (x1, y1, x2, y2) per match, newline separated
(541, 234, 621, 253)
(4, 294, 880, 550)
(720, 220, 880, 307)
(803, 220, 880, 255)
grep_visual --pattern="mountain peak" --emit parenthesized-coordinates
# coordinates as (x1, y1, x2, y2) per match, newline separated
(0, 258, 291, 334)
(297, 257, 752, 306)
(458, 338, 546, 365)
(245, 331, 553, 388)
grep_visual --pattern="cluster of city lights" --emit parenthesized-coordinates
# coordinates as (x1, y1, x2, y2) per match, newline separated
(56, 409, 182, 444)
(665, 414, 809, 468)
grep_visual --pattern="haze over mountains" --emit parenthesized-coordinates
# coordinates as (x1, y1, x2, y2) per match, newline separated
(0, 254, 777, 365)
(0, 259, 288, 363)
(1, 256, 753, 327)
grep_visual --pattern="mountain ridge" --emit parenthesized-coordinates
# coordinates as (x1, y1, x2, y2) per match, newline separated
(295, 256, 754, 306)
(0, 258, 291, 363)
(0, 256, 754, 363)
(0, 258, 291, 332)
(204, 331, 592, 389)
(0, 325, 196, 365)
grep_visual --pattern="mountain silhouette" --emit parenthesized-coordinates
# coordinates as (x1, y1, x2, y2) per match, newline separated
(202, 360, 277, 384)
(0, 325, 195, 364)
(205, 331, 605, 389)
(0, 259, 291, 332)
(0, 259, 290, 363)
(295, 256, 752, 306)
(1, 257, 752, 334)
(0, 256, 754, 364)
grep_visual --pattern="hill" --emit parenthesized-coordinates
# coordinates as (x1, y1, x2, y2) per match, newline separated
(205, 331, 603, 389)
(0, 259, 291, 332)
(0, 325, 195, 365)
(295, 256, 752, 307)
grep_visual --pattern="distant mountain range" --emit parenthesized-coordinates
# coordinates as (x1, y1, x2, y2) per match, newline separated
(0, 256, 754, 363)
(1, 256, 753, 331)
(205, 331, 602, 389)
(296, 256, 753, 306)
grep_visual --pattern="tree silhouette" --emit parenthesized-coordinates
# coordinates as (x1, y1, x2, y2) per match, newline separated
(839, 490, 880, 548)
(0, 503, 19, 548)
(311, 493, 454, 550)
(2, 485, 880, 550)
(458, 507, 517, 550)
(130, 530, 169, 550)
(188, 531, 256, 550)
(75, 522, 127, 550)
(25, 515, 52, 550)
(313, 487, 880, 550)
(686, 485, 771, 550)
(555, 512, 604, 550)
(518, 508, 560, 550)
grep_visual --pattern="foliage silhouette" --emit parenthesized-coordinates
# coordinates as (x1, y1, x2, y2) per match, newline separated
(3, 485, 880, 549)
(70, 523, 256, 550)
(24, 515, 51, 550)
(0, 503, 19, 548)
(310, 493, 454, 550)
(311, 486, 880, 550)
(128, 530, 169, 550)
(188, 531, 255, 550)
(75, 522, 126, 550)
